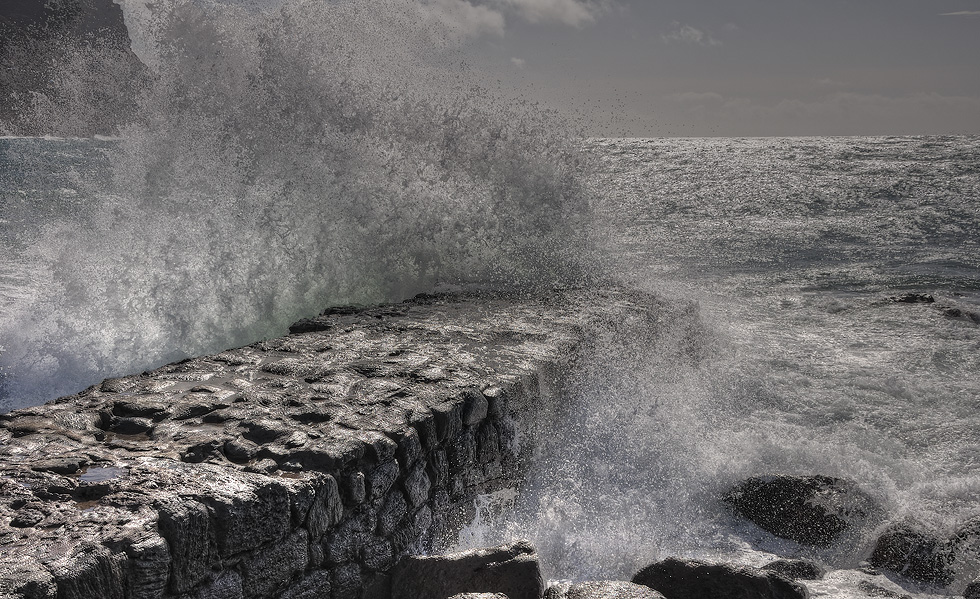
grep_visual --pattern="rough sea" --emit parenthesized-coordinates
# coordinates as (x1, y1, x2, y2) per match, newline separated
(1, 1, 979, 597)
(3, 133, 978, 598)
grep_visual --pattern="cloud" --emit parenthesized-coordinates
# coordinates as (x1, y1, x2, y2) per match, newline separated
(418, 0, 506, 38)
(940, 11, 980, 17)
(511, 57, 526, 68)
(492, 0, 611, 28)
(662, 22, 721, 46)
(414, 0, 610, 39)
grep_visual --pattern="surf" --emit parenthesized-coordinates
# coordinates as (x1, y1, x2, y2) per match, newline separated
(0, 0, 602, 410)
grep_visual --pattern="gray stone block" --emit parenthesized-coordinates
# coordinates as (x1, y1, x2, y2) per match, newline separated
(0, 555, 57, 599)
(391, 540, 544, 599)
(377, 491, 409, 536)
(331, 564, 362, 599)
(367, 461, 400, 502)
(279, 570, 332, 599)
(49, 543, 126, 599)
(462, 389, 489, 426)
(342, 471, 367, 506)
(157, 498, 216, 594)
(403, 464, 432, 507)
(306, 474, 344, 541)
(241, 530, 309, 599)
(205, 478, 291, 557)
(122, 534, 171, 599)
(184, 571, 244, 599)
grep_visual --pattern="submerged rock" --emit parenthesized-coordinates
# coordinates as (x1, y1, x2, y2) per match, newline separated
(723, 475, 884, 547)
(886, 293, 935, 304)
(868, 520, 955, 585)
(546, 581, 666, 599)
(762, 559, 826, 580)
(938, 306, 980, 324)
(390, 540, 544, 599)
(632, 558, 807, 599)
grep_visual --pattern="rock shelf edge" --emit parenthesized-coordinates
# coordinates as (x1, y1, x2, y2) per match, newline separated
(0, 286, 669, 599)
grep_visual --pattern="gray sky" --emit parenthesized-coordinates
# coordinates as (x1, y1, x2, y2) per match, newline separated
(431, 0, 980, 136)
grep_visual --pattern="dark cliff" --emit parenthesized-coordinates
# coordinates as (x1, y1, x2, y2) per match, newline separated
(0, 0, 146, 136)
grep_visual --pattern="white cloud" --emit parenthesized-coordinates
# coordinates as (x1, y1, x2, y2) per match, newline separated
(418, 0, 507, 38)
(414, 0, 610, 39)
(662, 22, 721, 46)
(511, 57, 527, 68)
(940, 11, 980, 17)
(492, 0, 611, 28)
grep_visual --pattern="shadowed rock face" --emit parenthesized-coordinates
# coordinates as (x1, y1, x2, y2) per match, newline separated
(0, 0, 145, 135)
(390, 540, 544, 599)
(0, 287, 670, 599)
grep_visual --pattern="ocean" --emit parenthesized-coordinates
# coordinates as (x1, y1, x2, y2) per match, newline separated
(2, 1, 979, 596)
(455, 135, 980, 597)
(4, 132, 979, 596)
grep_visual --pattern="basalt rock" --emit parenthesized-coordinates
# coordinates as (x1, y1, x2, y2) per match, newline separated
(964, 578, 980, 599)
(723, 475, 884, 547)
(390, 540, 545, 599)
(546, 580, 667, 599)
(886, 293, 935, 304)
(855, 580, 912, 599)
(867, 520, 955, 585)
(761, 559, 825, 580)
(0, 287, 673, 599)
(632, 558, 808, 599)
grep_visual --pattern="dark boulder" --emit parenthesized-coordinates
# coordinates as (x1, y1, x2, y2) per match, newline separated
(546, 580, 667, 599)
(390, 540, 544, 599)
(963, 578, 980, 599)
(761, 559, 825, 580)
(867, 521, 955, 585)
(632, 557, 808, 599)
(723, 475, 884, 547)
(887, 294, 935, 304)
(855, 581, 912, 599)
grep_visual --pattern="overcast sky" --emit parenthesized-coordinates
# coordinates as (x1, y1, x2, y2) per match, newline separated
(430, 0, 980, 136)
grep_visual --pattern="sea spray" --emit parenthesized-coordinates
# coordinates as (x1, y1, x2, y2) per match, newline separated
(0, 0, 602, 410)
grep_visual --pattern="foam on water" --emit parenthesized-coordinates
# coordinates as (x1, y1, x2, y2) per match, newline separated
(0, 0, 600, 409)
(458, 137, 980, 595)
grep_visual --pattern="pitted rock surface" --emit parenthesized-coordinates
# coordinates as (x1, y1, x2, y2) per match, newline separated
(0, 287, 669, 599)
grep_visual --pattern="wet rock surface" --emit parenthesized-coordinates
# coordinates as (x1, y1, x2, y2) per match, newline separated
(0, 287, 669, 599)
(390, 539, 544, 599)
(723, 475, 884, 547)
(545, 580, 666, 599)
(867, 520, 956, 585)
(761, 560, 825, 581)
(631, 557, 808, 599)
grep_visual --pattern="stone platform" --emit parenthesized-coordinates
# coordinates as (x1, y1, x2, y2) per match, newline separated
(0, 287, 668, 599)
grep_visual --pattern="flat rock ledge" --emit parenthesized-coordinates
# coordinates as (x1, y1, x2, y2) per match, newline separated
(0, 287, 667, 599)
